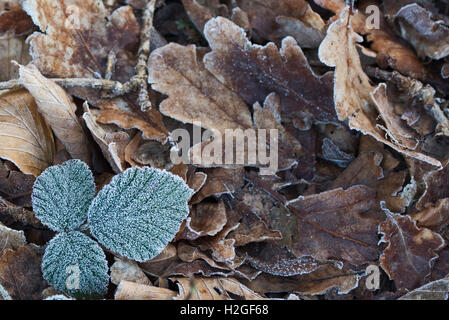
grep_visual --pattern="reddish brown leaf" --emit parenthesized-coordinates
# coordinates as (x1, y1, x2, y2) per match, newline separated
(379, 211, 446, 290)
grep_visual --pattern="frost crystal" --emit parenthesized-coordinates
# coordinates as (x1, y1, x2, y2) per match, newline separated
(32, 160, 95, 232)
(88, 167, 193, 262)
(42, 231, 109, 299)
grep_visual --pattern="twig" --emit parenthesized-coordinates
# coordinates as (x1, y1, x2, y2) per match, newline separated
(130, 0, 157, 112)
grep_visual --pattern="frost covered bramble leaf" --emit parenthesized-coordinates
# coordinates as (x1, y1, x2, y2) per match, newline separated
(42, 231, 109, 299)
(32, 159, 95, 232)
(88, 167, 194, 262)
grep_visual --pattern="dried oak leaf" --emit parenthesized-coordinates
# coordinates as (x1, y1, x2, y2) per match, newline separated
(398, 279, 449, 300)
(18, 64, 91, 164)
(0, 245, 47, 300)
(416, 165, 449, 209)
(203, 17, 337, 125)
(0, 89, 54, 176)
(318, 7, 440, 167)
(395, 3, 449, 60)
(178, 201, 227, 241)
(236, 0, 325, 48)
(22, 0, 139, 82)
(172, 277, 264, 300)
(287, 185, 381, 265)
(411, 198, 449, 232)
(115, 280, 177, 300)
(315, 0, 427, 80)
(181, 0, 232, 33)
(379, 210, 446, 290)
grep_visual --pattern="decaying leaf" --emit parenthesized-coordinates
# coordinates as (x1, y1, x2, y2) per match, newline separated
(318, 7, 441, 167)
(0, 89, 54, 176)
(110, 258, 152, 286)
(172, 277, 264, 300)
(18, 64, 90, 164)
(379, 210, 446, 290)
(0, 223, 26, 256)
(115, 280, 177, 300)
(398, 279, 449, 300)
(0, 245, 47, 300)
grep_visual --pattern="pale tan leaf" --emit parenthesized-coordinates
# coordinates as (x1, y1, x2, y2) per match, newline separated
(172, 277, 265, 300)
(18, 64, 91, 164)
(115, 280, 177, 300)
(0, 89, 54, 176)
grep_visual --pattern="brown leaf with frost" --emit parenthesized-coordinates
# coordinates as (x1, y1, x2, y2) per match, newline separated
(398, 279, 449, 300)
(203, 17, 337, 125)
(172, 277, 264, 300)
(0, 4, 33, 36)
(411, 198, 449, 232)
(0, 245, 47, 300)
(395, 3, 449, 60)
(22, 0, 139, 81)
(286, 185, 381, 265)
(237, 0, 325, 48)
(0, 89, 54, 176)
(115, 280, 177, 300)
(110, 258, 151, 286)
(0, 159, 35, 207)
(416, 165, 449, 209)
(315, 0, 427, 80)
(0, 223, 26, 256)
(379, 211, 446, 290)
(0, 32, 31, 81)
(18, 64, 91, 164)
(318, 7, 441, 167)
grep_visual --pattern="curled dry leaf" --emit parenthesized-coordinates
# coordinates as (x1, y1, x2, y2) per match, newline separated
(0, 89, 54, 176)
(18, 64, 90, 164)
(395, 3, 449, 60)
(110, 258, 152, 286)
(115, 280, 177, 300)
(83, 103, 130, 173)
(318, 7, 441, 167)
(0, 245, 47, 300)
(411, 198, 449, 232)
(315, 0, 427, 80)
(172, 277, 264, 300)
(379, 210, 446, 290)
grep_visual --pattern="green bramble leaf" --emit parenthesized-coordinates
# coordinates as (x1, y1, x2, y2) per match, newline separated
(88, 167, 193, 262)
(42, 231, 109, 299)
(32, 160, 95, 232)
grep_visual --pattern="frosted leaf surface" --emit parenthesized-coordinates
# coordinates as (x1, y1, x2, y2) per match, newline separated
(88, 167, 194, 262)
(32, 160, 95, 232)
(42, 231, 109, 298)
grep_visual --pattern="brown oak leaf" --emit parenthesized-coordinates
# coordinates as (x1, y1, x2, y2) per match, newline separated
(379, 210, 446, 290)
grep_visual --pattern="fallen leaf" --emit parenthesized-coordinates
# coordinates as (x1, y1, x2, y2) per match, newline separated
(398, 279, 449, 300)
(0, 89, 54, 176)
(0, 223, 26, 256)
(172, 277, 265, 300)
(286, 185, 381, 265)
(18, 64, 90, 164)
(318, 7, 440, 167)
(115, 280, 177, 300)
(0, 245, 47, 300)
(379, 210, 446, 290)
(110, 257, 152, 286)
(411, 198, 449, 232)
